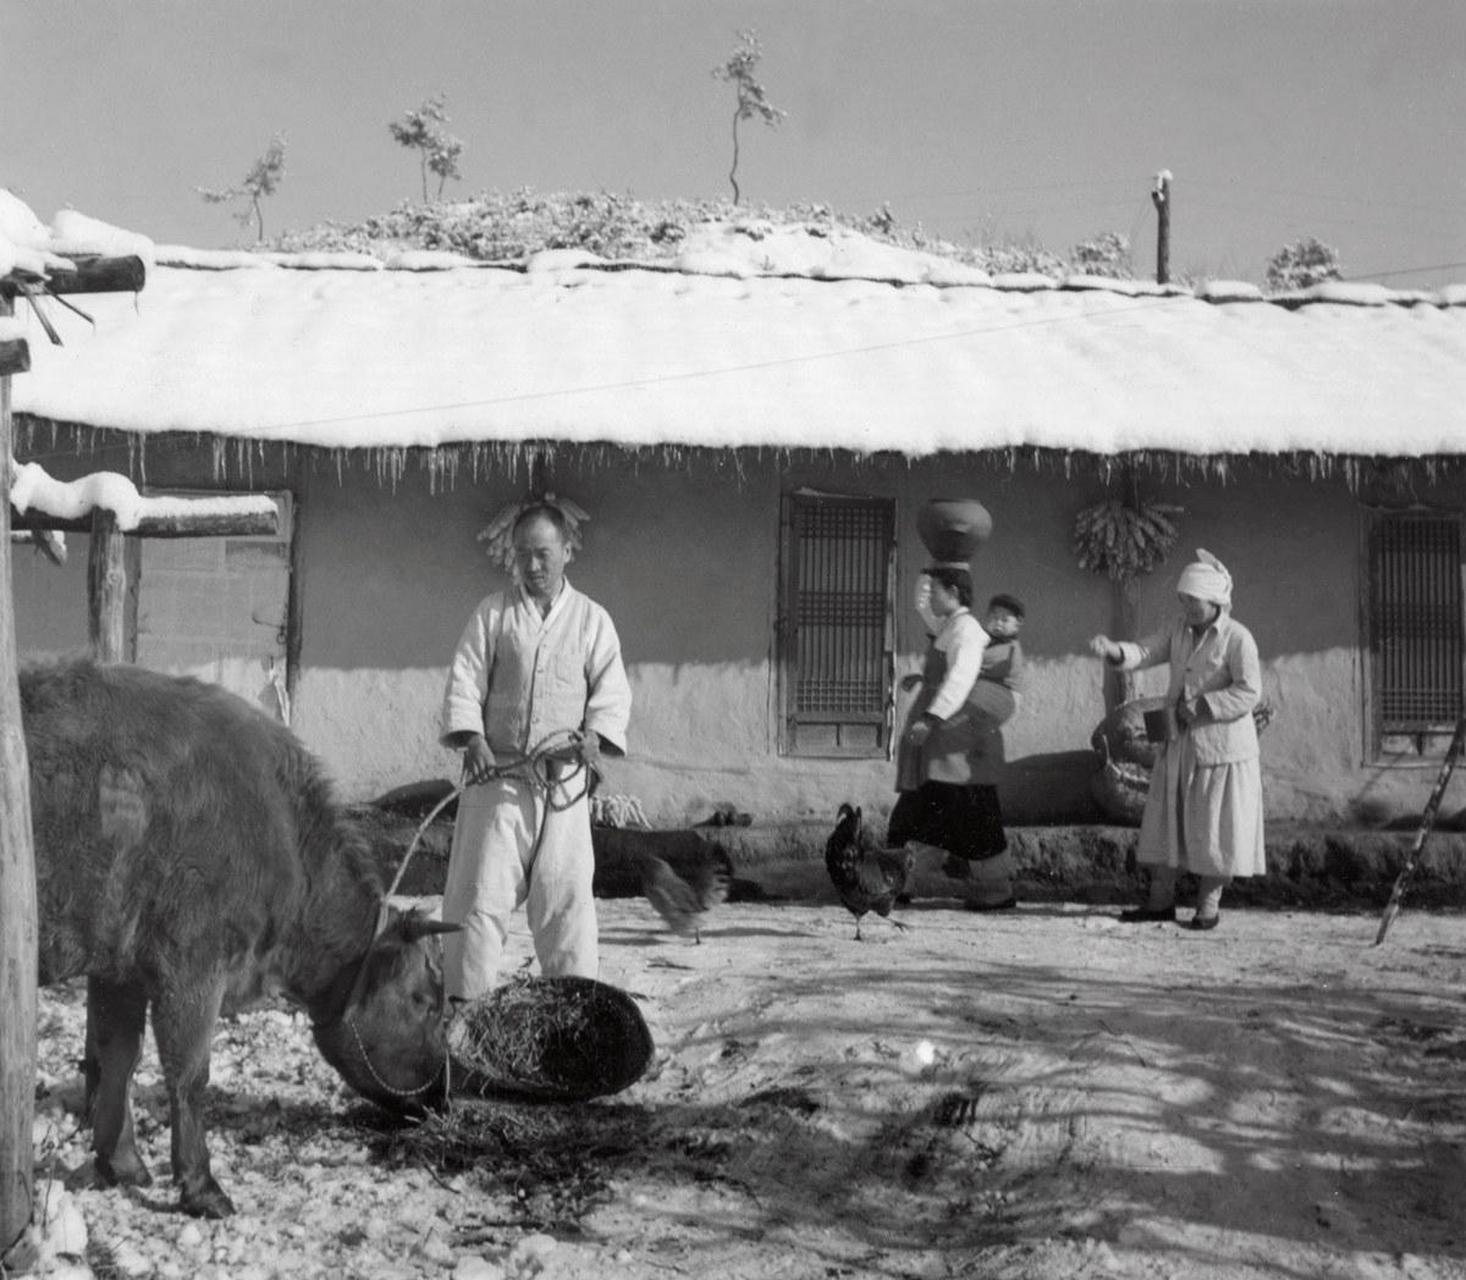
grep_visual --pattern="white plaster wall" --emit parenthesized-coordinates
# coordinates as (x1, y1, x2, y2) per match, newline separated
(293, 666, 455, 801)
(13, 433, 1464, 829)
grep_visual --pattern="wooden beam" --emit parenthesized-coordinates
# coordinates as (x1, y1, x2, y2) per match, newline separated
(0, 254, 146, 299)
(88, 510, 127, 664)
(30, 529, 65, 566)
(0, 339, 27, 379)
(7, 530, 67, 566)
(0, 304, 39, 1271)
(10, 506, 278, 539)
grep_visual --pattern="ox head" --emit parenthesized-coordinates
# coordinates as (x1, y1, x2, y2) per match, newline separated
(311, 908, 460, 1116)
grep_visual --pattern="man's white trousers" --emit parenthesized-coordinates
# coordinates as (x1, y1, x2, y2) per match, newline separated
(441, 774, 597, 1000)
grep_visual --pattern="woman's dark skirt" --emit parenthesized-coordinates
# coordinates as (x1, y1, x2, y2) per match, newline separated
(886, 781, 1007, 862)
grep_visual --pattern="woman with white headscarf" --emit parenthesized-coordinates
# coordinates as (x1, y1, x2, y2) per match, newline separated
(1089, 549, 1264, 929)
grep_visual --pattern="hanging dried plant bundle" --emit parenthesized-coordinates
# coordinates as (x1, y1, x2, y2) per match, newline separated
(476, 491, 590, 573)
(1071, 498, 1184, 580)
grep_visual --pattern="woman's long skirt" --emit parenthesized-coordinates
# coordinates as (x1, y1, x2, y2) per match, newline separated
(887, 781, 1008, 862)
(1136, 733, 1266, 879)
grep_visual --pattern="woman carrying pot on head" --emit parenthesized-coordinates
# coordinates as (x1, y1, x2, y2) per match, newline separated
(1089, 549, 1264, 930)
(887, 563, 1016, 911)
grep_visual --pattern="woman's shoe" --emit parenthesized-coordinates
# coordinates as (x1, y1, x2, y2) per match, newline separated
(1187, 914, 1221, 931)
(1118, 905, 1177, 923)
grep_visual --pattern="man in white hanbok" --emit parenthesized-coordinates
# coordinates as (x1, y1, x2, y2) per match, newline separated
(1090, 549, 1264, 930)
(439, 502, 632, 999)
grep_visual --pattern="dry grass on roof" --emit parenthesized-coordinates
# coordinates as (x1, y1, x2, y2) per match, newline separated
(264, 189, 1093, 278)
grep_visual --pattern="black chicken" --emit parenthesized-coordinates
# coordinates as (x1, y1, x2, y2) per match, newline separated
(639, 849, 732, 943)
(825, 803, 914, 940)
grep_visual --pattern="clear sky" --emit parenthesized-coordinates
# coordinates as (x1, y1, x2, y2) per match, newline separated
(3, 0, 1463, 285)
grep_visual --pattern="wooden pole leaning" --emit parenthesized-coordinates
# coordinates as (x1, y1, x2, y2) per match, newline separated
(1375, 717, 1466, 946)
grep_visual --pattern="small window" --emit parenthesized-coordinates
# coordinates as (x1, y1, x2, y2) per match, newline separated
(1368, 511, 1464, 752)
(778, 491, 895, 757)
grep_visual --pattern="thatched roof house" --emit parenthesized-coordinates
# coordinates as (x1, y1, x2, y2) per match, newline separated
(10, 219, 1466, 825)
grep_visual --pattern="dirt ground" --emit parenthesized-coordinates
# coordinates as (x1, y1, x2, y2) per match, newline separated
(26, 857, 1466, 1280)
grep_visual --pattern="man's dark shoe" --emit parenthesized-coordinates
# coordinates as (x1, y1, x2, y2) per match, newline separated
(1187, 914, 1221, 931)
(1118, 905, 1177, 923)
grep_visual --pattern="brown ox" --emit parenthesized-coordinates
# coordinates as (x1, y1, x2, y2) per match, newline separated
(24, 660, 457, 1219)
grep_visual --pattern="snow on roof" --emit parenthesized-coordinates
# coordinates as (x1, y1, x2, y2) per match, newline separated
(6, 215, 1466, 459)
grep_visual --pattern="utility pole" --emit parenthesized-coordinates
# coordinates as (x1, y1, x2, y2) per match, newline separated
(1152, 169, 1172, 285)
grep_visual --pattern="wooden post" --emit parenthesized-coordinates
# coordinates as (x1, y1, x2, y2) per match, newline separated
(88, 510, 127, 663)
(0, 338, 28, 379)
(0, 300, 39, 1270)
(1109, 576, 1139, 709)
(1106, 460, 1143, 712)
(1151, 170, 1171, 286)
(0, 252, 149, 1266)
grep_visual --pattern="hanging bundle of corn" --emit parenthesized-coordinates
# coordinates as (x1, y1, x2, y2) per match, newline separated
(1071, 498, 1184, 580)
(477, 491, 590, 574)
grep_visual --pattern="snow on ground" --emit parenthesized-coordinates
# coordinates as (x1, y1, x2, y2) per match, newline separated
(28, 886, 1466, 1280)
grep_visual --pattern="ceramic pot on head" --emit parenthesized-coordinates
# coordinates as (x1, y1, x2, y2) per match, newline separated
(917, 498, 993, 563)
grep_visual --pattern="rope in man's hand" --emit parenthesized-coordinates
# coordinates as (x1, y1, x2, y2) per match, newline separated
(384, 729, 599, 904)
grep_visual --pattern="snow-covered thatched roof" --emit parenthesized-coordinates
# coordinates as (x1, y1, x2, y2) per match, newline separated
(9, 220, 1466, 463)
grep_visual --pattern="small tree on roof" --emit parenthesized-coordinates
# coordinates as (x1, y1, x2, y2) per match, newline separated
(198, 133, 287, 244)
(1265, 236, 1342, 293)
(390, 92, 465, 203)
(1069, 231, 1133, 279)
(712, 29, 786, 206)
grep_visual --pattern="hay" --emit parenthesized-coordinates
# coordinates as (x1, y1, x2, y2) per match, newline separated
(450, 975, 654, 1104)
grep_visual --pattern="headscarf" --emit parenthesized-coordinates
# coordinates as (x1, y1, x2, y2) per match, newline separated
(1176, 548, 1232, 607)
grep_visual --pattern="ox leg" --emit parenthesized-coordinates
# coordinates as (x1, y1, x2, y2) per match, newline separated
(151, 980, 234, 1219)
(85, 977, 153, 1189)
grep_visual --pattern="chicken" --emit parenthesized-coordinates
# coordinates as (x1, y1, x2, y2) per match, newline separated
(825, 803, 913, 940)
(639, 848, 732, 943)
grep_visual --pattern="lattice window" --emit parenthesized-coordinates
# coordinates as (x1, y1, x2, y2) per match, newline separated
(1368, 512, 1464, 743)
(778, 492, 895, 756)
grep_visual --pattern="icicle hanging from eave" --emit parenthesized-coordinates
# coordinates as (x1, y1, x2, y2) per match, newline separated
(11, 416, 1466, 497)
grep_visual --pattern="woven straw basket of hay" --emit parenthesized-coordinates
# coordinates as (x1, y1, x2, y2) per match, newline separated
(449, 975, 654, 1104)
(1092, 754, 1152, 826)
(1089, 694, 1276, 827)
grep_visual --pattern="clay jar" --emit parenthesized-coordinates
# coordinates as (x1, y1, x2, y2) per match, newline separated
(916, 497, 993, 563)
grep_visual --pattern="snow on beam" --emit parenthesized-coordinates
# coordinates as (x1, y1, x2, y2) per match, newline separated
(9, 461, 278, 536)
(10, 506, 278, 537)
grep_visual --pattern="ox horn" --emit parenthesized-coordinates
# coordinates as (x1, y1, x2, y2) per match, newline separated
(398, 913, 463, 943)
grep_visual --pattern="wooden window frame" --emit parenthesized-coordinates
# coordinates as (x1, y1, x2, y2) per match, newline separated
(1362, 507, 1466, 760)
(777, 490, 896, 758)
